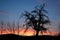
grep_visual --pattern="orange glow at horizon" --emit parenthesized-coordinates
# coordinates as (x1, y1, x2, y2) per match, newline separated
(0, 28, 59, 36)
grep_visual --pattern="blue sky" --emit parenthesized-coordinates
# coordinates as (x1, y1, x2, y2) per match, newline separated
(0, 0, 60, 34)
(0, 0, 39, 22)
(0, 0, 60, 22)
(0, 0, 60, 25)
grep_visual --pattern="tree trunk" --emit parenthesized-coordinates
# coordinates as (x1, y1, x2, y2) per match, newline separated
(36, 30, 39, 36)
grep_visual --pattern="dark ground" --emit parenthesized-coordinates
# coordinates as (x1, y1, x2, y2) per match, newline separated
(0, 34, 59, 40)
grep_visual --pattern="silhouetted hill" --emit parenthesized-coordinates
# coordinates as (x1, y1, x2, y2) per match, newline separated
(0, 34, 59, 40)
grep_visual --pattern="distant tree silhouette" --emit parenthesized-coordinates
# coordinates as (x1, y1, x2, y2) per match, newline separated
(0, 21, 4, 34)
(21, 3, 50, 36)
(17, 21, 20, 35)
(58, 22, 60, 35)
(7, 21, 12, 32)
(59, 22, 60, 29)
(12, 21, 15, 33)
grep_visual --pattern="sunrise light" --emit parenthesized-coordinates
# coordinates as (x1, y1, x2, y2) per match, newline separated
(0, 27, 59, 36)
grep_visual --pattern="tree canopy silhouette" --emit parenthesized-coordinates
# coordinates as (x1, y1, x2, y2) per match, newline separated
(21, 3, 50, 36)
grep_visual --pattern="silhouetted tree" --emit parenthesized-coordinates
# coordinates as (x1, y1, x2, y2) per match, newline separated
(59, 22, 60, 29)
(21, 3, 50, 36)
(0, 21, 4, 34)
(17, 21, 20, 35)
(58, 22, 60, 35)
(12, 21, 15, 33)
(7, 21, 12, 32)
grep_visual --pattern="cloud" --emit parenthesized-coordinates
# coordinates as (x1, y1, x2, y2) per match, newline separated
(37, 0, 44, 3)
(0, 10, 8, 14)
(37, 0, 46, 3)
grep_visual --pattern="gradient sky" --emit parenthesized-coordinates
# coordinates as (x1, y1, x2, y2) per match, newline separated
(0, 0, 60, 33)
